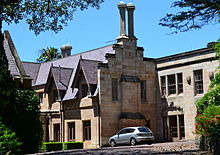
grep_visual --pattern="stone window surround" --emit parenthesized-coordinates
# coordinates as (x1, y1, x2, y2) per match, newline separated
(53, 123, 60, 142)
(140, 80, 147, 102)
(193, 69, 204, 95)
(83, 120, 91, 141)
(68, 122, 75, 142)
(160, 73, 184, 97)
(112, 78, 119, 101)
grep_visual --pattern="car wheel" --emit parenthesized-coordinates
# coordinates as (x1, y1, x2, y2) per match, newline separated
(147, 142, 152, 145)
(110, 140, 116, 147)
(130, 138, 136, 146)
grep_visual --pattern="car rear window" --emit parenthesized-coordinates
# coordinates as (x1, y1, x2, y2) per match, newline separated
(138, 127, 150, 132)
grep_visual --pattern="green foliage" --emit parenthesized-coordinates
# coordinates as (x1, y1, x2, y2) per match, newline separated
(1, 88, 42, 154)
(11, 89, 42, 153)
(215, 39, 220, 63)
(37, 47, 61, 62)
(0, 0, 104, 35)
(63, 142, 83, 150)
(195, 106, 220, 153)
(0, 119, 22, 155)
(41, 142, 63, 151)
(196, 84, 220, 113)
(210, 72, 220, 88)
(40, 142, 83, 152)
(160, 0, 220, 33)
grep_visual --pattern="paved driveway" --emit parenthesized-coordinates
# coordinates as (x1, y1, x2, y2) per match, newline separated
(36, 141, 208, 155)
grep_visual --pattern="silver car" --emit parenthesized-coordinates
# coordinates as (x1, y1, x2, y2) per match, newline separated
(109, 127, 154, 147)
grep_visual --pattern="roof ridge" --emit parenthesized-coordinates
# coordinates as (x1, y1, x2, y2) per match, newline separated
(40, 44, 113, 64)
(22, 61, 40, 64)
(156, 47, 211, 61)
(51, 66, 74, 70)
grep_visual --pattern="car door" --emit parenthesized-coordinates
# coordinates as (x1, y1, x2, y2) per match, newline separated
(118, 129, 131, 144)
(116, 129, 127, 144)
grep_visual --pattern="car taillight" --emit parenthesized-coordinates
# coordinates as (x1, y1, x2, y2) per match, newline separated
(137, 133, 143, 136)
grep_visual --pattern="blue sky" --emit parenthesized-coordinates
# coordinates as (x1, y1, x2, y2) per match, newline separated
(2, 0, 220, 62)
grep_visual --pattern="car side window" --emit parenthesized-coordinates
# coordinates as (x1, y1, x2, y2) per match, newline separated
(118, 129, 126, 134)
(128, 129, 135, 133)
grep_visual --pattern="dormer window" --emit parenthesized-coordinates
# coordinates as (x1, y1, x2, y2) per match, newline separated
(81, 84, 88, 98)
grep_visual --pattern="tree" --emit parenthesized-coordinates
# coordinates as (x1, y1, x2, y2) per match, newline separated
(0, 119, 22, 155)
(160, 0, 220, 33)
(37, 47, 61, 62)
(194, 40, 220, 155)
(0, 0, 104, 153)
(1, 0, 104, 35)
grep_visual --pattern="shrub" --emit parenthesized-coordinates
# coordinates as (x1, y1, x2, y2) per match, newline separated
(195, 105, 220, 154)
(63, 142, 83, 150)
(41, 142, 63, 151)
(0, 120, 22, 155)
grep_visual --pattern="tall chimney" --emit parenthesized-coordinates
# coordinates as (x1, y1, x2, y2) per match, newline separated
(127, 3, 135, 39)
(60, 44, 72, 58)
(118, 1, 127, 37)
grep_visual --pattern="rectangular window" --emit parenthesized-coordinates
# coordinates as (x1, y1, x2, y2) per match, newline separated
(177, 73, 183, 94)
(194, 70, 203, 95)
(83, 121, 91, 141)
(169, 116, 178, 138)
(68, 122, 75, 141)
(141, 80, 147, 101)
(82, 84, 88, 98)
(38, 92, 43, 103)
(168, 74, 176, 95)
(112, 78, 118, 101)
(161, 76, 166, 96)
(53, 124, 60, 142)
(52, 90, 58, 103)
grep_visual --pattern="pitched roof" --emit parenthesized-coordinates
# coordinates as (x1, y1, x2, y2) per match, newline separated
(52, 66, 73, 90)
(3, 30, 27, 77)
(45, 66, 73, 91)
(34, 44, 114, 86)
(81, 59, 101, 85)
(22, 62, 40, 84)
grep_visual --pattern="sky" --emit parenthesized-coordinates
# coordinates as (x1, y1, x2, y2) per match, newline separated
(2, 0, 220, 62)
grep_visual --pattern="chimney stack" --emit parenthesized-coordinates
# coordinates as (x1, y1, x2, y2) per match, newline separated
(127, 3, 135, 39)
(60, 44, 72, 58)
(118, 1, 127, 37)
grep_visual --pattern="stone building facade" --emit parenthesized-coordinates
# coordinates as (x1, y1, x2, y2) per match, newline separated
(6, 2, 218, 149)
(156, 42, 218, 142)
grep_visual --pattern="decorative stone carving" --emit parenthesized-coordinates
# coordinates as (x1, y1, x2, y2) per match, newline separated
(186, 76, 191, 84)
(209, 72, 214, 80)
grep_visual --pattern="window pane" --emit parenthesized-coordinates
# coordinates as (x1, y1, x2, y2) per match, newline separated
(141, 81, 146, 101)
(177, 73, 183, 94)
(54, 124, 60, 142)
(161, 76, 166, 96)
(38, 92, 43, 103)
(194, 70, 203, 95)
(83, 121, 91, 140)
(168, 74, 176, 95)
(68, 122, 75, 141)
(112, 78, 118, 101)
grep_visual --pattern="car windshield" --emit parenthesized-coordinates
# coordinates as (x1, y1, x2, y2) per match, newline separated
(138, 127, 150, 132)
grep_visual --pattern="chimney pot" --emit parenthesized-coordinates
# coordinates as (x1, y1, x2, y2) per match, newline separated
(118, 2, 127, 38)
(60, 44, 72, 58)
(127, 3, 136, 39)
